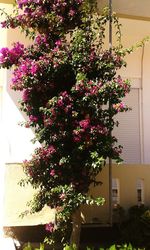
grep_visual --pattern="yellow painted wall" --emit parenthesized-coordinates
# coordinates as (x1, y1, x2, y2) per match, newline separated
(0, 0, 13, 3)
(82, 164, 150, 223)
(3, 163, 55, 227)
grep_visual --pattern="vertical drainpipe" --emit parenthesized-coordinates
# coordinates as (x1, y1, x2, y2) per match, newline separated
(108, 0, 113, 226)
(139, 45, 144, 164)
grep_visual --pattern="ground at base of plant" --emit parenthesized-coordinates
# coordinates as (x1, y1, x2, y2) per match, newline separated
(15, 221, 150, 250)
(21, 242, 146, 250)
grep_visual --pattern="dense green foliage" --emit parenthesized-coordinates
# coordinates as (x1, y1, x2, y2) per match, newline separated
(22, 242, 145, 250)
(121, 205, 150, 247)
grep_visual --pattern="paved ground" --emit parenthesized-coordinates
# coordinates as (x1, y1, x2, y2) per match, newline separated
(2, 225, 121, 250)
(0, 237, 16, 250)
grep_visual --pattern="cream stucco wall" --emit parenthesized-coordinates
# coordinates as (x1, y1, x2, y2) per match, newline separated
(0, 4, 39, 163)
(115, 18, 150, 164)
(3, 163, 55, 227)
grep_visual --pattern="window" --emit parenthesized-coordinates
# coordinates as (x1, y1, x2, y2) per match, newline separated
(137, 189, 142, 203)
(136, 179, 144, 205)
(112, 178, 120, 206)
(113, 78, 141, 164)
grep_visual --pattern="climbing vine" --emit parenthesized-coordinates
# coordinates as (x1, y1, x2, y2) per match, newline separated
(0, 0, 130, 247)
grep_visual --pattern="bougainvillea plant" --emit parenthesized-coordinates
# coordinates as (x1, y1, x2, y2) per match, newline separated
(0, 0, 131, 247)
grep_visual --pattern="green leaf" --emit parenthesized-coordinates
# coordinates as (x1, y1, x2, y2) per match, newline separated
(35, 243, 45, 250)
(127, 243, 134, 250)
(23, 243, 32, 250)
(63, 244, 77, 250)
(109, 245, 116, 250)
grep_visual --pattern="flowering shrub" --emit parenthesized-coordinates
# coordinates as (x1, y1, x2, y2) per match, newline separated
(0, 0, 131, 247)
(1, 0, 84, 36)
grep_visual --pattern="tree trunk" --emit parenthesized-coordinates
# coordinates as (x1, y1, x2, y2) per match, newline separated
(70, 208, 82, 249)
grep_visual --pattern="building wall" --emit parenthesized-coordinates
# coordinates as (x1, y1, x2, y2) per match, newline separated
(82, 164, 150, 224)
(3, 164, 55, 227)
(117, 18, 150, 164)
(0, 4, 39, 163)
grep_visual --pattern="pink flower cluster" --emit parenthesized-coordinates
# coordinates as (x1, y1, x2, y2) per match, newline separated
(0, 42, 24, 68)
(17, 0, 42, 9)
(22, 89, 29, 102)
(50, 169, 55, 177)
(11, 58, 39, 90)
(34, 34, 50, 50)
(45, 222, 55, 233)
(29, 115, 38, 123)
(74, 80, 102, 97)
(100, 50, 124, 69)
(11, 46, 68, 91)
(44, 91, 73, 127)
(57, 91, 73, 111)
(39, 145, 56, 158)
(1, 0, 84, 33)
(116, 76, 130, 93)
(113, 102, 126, 113)
(79, 118, 90, 129)
(59, 192, 66, 200)
(23, 145, 58, 179)
(99, 76, 130, 104)
(73, 119, 108, 144)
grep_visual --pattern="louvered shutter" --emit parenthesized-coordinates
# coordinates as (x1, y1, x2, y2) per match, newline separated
(113, 88, 141, 163)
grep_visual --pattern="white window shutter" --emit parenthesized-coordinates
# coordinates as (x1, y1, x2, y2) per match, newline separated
(136, 179, 144, 204)
(112, 178, 120, 205)
(113, 88, 141, 164)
